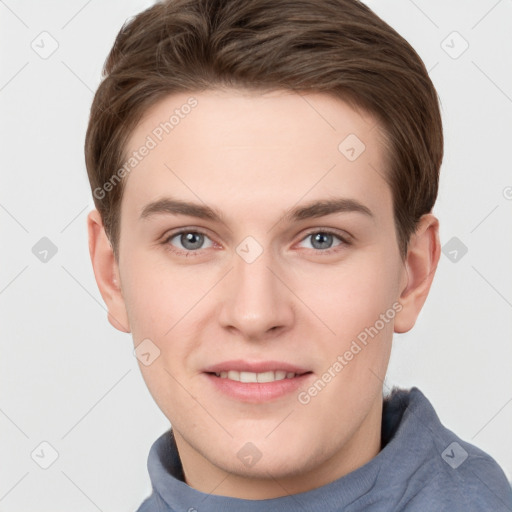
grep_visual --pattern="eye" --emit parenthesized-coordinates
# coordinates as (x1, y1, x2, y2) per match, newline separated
(162, 228, 351, 257)
(297, 230, 350, 253)
(163, 230, 214, 256)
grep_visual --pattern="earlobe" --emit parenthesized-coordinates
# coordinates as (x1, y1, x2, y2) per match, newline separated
(87, 209, 131, 333)
(394, 213, 441, 334)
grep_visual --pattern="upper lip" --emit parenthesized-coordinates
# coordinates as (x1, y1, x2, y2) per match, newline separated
(203, 359, 311, 374)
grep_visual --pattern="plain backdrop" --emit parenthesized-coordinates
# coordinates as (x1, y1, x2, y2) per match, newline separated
(1, 1, 511, 510)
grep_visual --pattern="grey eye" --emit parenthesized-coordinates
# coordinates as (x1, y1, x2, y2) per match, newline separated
(299, 231, 345, 251)
(168, 231, 214, 252)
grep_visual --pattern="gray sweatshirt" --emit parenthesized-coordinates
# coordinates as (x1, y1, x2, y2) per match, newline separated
(136, 387, 512, 511)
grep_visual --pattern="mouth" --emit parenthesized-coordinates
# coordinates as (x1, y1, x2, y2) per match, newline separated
(207, 370, 311, 383)
(202, 360, 314, 402)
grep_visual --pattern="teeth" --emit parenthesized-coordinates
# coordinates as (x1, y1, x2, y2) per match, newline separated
(239, 371, 258, 383)
(256, 371, 275, 383)
(214, 370, 299, 382)
(228, 370, 241, 381)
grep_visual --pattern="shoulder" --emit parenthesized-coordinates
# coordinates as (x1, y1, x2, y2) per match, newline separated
(388, 387, 512, 511)
(436, 437, 512, 511)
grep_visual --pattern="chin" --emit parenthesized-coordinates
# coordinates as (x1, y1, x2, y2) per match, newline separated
(213, 437, 319, 478)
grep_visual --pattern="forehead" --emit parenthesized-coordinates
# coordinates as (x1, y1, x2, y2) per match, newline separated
(121, 89, 392, 226)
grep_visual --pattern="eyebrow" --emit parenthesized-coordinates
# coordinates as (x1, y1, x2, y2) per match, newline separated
(139, 196, 374, 223)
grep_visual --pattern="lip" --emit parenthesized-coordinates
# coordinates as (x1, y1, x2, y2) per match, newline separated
(203, 359, 311, 374)
(203, 360, 314, 403)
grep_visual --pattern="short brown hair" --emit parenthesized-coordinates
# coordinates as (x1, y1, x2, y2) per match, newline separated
(85, 0, 443, 262)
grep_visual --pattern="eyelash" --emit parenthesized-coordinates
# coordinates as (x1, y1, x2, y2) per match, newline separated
(161, 228, 351, 257)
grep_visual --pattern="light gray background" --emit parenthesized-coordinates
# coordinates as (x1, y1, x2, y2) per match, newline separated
(1, 1, 511, 510)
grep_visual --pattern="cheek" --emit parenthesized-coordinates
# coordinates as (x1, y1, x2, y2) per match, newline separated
(299, 254, 398, 334)
(120, 252, 193, 338)
(121, 256, 205, 387)
(298, 252, 398, 398)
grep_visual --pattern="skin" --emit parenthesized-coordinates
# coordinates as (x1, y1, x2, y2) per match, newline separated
(88, 89, 440, 499)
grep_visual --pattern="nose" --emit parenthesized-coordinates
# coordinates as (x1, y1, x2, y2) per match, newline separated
(217, 242, 295, 341)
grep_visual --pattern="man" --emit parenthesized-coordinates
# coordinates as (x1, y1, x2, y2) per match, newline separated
(85, 0, 512, 509)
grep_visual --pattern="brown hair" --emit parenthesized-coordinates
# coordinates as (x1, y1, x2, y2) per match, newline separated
(85, 0, 443, 262)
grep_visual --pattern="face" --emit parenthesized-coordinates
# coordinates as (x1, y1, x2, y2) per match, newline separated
(110, 89, 410, 496)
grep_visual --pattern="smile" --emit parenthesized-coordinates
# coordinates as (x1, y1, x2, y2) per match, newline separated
(213, 370, 304, 382)
(204, 362, 314, 402)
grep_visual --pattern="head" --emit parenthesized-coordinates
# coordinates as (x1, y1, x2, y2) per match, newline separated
(86, 0, 442, 498)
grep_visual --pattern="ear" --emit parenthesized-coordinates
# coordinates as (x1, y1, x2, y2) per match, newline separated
(87, 209, 131, 333)
(394, 213, 441, 334)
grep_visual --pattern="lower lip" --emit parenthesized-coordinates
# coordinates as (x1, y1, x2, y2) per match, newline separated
(204, 373, 313, 402)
